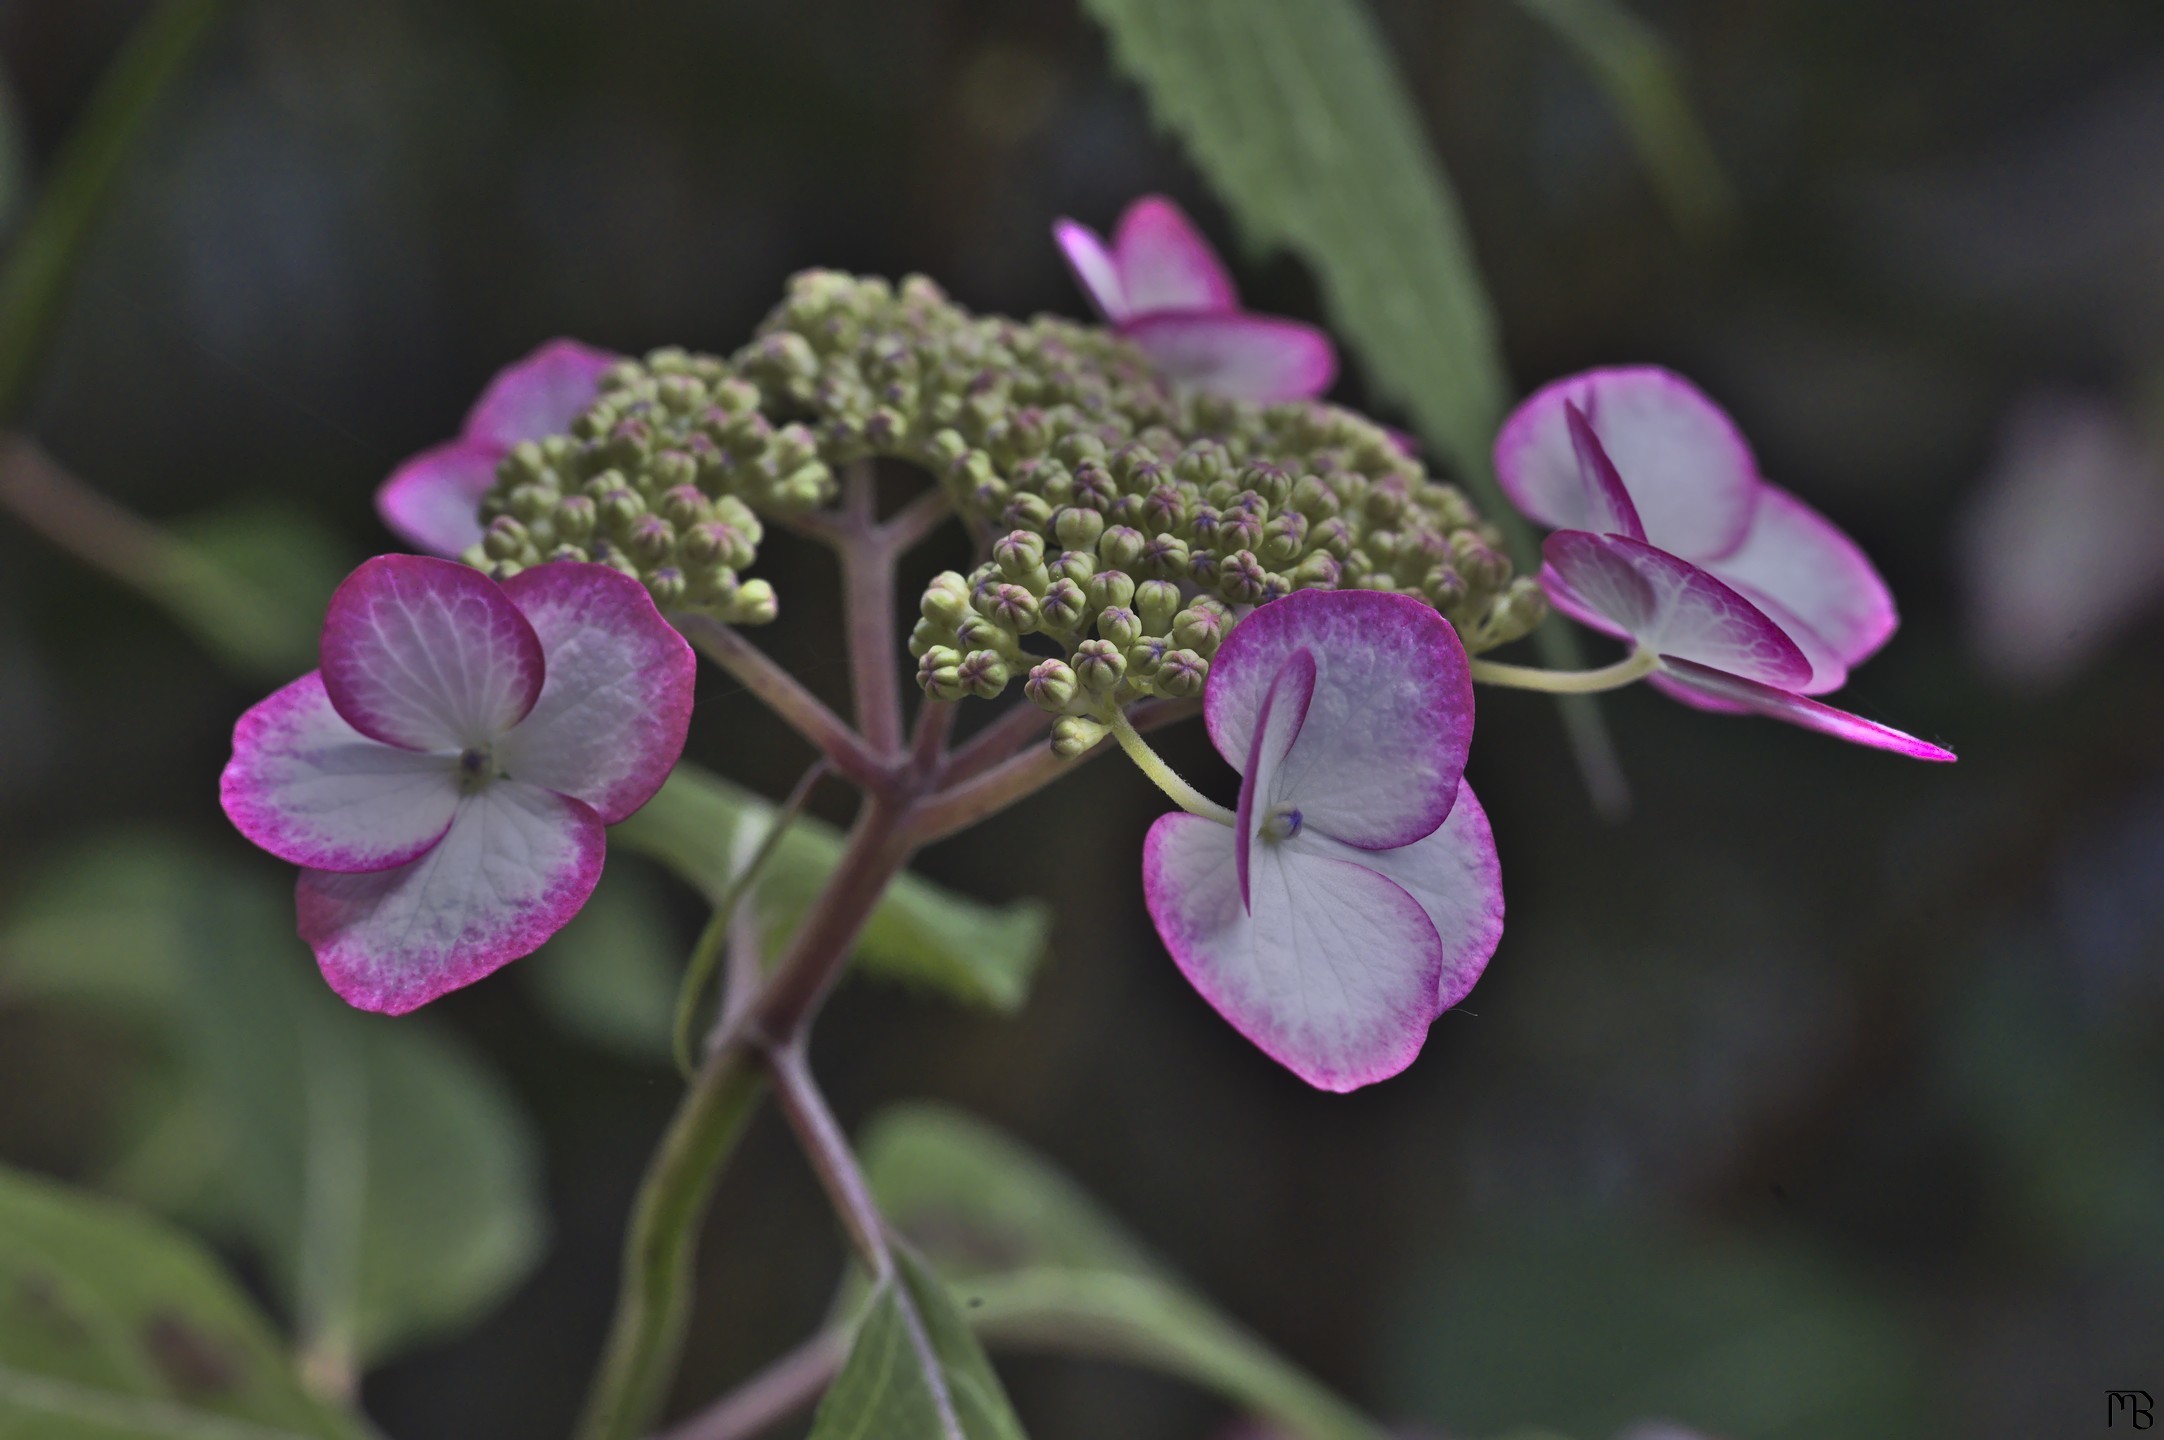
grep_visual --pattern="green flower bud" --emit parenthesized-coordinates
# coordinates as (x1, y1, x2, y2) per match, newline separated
(1024, 658, 1079, 711)
(1423, 565, 1467, 607)
(727, 578, 779, 625)
(1004, 492, 1054, 533)
(646, 567, 689, 610)
(958, 649, 1011, 699)
(1126, 634, 1171, 681)
(994, 529, 1047, 580)
(1451, 533, 1511, 591)
(1154, 648, 1209, 699)
(1217, 550, 1269, 606)
(1172, 605, 1229, 656)
(1085, 569, 1135, 613)
(1138, 534, 1189, 580)
(1133, 578, 1182, 634)
(979, 583, 1041, 634)
(908, 617, 947, 657)
(483, 516, 530, 561)
(1142, 484, 1190, 535)
(1260, 510, 1308, 562)
(921, 571, 973, 627)
(1054, 505, 1106, 551)
(1096, 604, 1142, 648)
(1050, 549, 1096, 585)
(601, 487, 647, 530)
(1072, 638, 1127, 694)
(627, 515, 677, 566)
(1050, 715, 1109, 759)
(1039, 577, 1089, 632)
(1098, 525, 1146, 571)
(553, 494, 597, 542)
(509, 482, 557, 524)
(917, 645, 966, 701)
(1291, 473, 1340, 520)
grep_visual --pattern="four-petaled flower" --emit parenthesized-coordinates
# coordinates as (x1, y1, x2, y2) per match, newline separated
(1496, 366, 1954, 760)
(220, 555, 695, 1013)
(376, 339, 618, 558)
(1141, 590, 1504, 1092)
(1054, 195, 1338, 404)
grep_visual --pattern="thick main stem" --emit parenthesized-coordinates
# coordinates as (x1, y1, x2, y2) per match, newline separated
(837, 463, 906, 758)
(576, 796, 918, 1440)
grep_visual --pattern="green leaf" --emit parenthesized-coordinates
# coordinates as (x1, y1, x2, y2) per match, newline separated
(1081, 0, 1503, 486)
(614, 763, 1048, 1013)
(861, 1104, 1390, 1440)
(1079, 0, 1628, 814)
(809, 1248, 1027, 1440)
(0, 1162, 371, 1439)
(0, 68, 24, 237)
(0, 0, 232, 420)
(0, 832, 547, 1374)
(164, 504, 357, 679)
(523, 857, 684, 1062)
(1510, 0, 1734, 239)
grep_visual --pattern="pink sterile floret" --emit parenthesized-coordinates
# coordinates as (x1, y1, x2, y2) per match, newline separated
(220, 554, 695, 1013)
(1141, 589, 1505, 1093)
(376, 339, 619, 559)
(1495, 367, 1951, 761)
(1053, 195, 1337, 404)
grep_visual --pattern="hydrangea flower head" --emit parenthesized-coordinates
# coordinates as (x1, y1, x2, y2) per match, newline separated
(1054, 196, 1338, 403)
(377, 339, 618, 558)
(1141, 589, 1504, 1092)
(1496, 368, 1952, 760)
(220, 555, 695, 1013)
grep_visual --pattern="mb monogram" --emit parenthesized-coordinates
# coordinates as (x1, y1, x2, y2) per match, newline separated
(2110, 1391, 2155, 1428)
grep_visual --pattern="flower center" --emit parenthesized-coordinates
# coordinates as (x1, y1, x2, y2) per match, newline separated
(1260, 805, 1303, 843)
(457, 746, 499, 794)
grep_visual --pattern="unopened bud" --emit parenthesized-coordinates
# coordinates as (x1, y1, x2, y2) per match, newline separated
(1039, 577, 1088, 632)
(1073, 638, 1126, 693)
(1098, 525, 1146, 571)
(1050, 715, 1109, 759)
(1154, 648, 1209, 699)
(958, 650, 1011, 699)
(1085, 569, 1135, 613)
(917, 645, 966, 701)
(921, 571, 972, 627)
(1054, 506, 1106, 551)
(1134, 579, 1182, 634)
(1024, 658, 1079, 711)
(994, 530, 1046, 579)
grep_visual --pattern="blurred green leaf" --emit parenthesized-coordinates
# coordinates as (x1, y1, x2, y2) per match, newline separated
(1079, 0, 1627, 815)
(524, 856, 684, 1062)
(615, 763, 1048, 1013)
(1510, 0, 1735, 239)
(0, 831, 547, 1375)
(0, 0, 231, 420)
(0, 69, 24, 237)
(862, 1104, 1390, 1440)
(1383, 1216, 1928, 1440)
(810, 1248, 1028, 1440)
(0, 1162, 372, 1439)
(1940, 954, 2164, 1262)
(166, 503, 356, 676)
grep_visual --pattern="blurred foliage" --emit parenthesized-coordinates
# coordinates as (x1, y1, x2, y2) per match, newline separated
(522, 856, 684, 1063)
(865, 1104, 1392, 1440)
(1507, 0, 1734, 239)
(1385, 1214, 1929, 1438)
(0, 832, 545, 1372)
(0, 1161, 371, 1438)
(616, 762, 1049, 1013)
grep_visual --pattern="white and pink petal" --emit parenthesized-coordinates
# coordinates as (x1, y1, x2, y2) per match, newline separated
(1053, 219, 1128, 323)
(494, 562, 696, 823)
(1143, 813, 1444, 1093)
(462, 339, 618, 450)
(1310, 781, 1503, 1012)
(319, 555, 545, 752)
(1654, 659, 1955, 762)
(375, 439, 503, 559)
(1496, 367, 1760, 560)
(1234, 647, 1318, 909)
(1111, 196, 1240, 316)
(298, 782, 606, 1014)
(220, 673, 461, 873)
(1122, 312, 1338, 404)
(1540, 532, 1812, 689)
(1704, 483, 1897, 668)
(1207, 589, 1472, 851)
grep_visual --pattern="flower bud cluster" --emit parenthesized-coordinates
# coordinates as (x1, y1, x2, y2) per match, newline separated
(465, 348, 836, 624)
(467, 268, 1545, 658)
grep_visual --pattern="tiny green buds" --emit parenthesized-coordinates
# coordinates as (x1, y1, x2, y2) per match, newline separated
(1050, 715, 1109, 759)
(1024, 658, 1079, 711)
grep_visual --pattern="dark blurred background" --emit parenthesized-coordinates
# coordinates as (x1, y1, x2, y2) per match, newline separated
(3, 2, 2162, 1438)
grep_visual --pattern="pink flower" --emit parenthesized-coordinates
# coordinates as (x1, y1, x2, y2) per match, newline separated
(1054, 196, 1338, 404)
(220, 555, 695, 1013)
(1495, 367, 1952, 761)
(376, 339, 619, 558)
(1141, 590, 1504, 1092)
